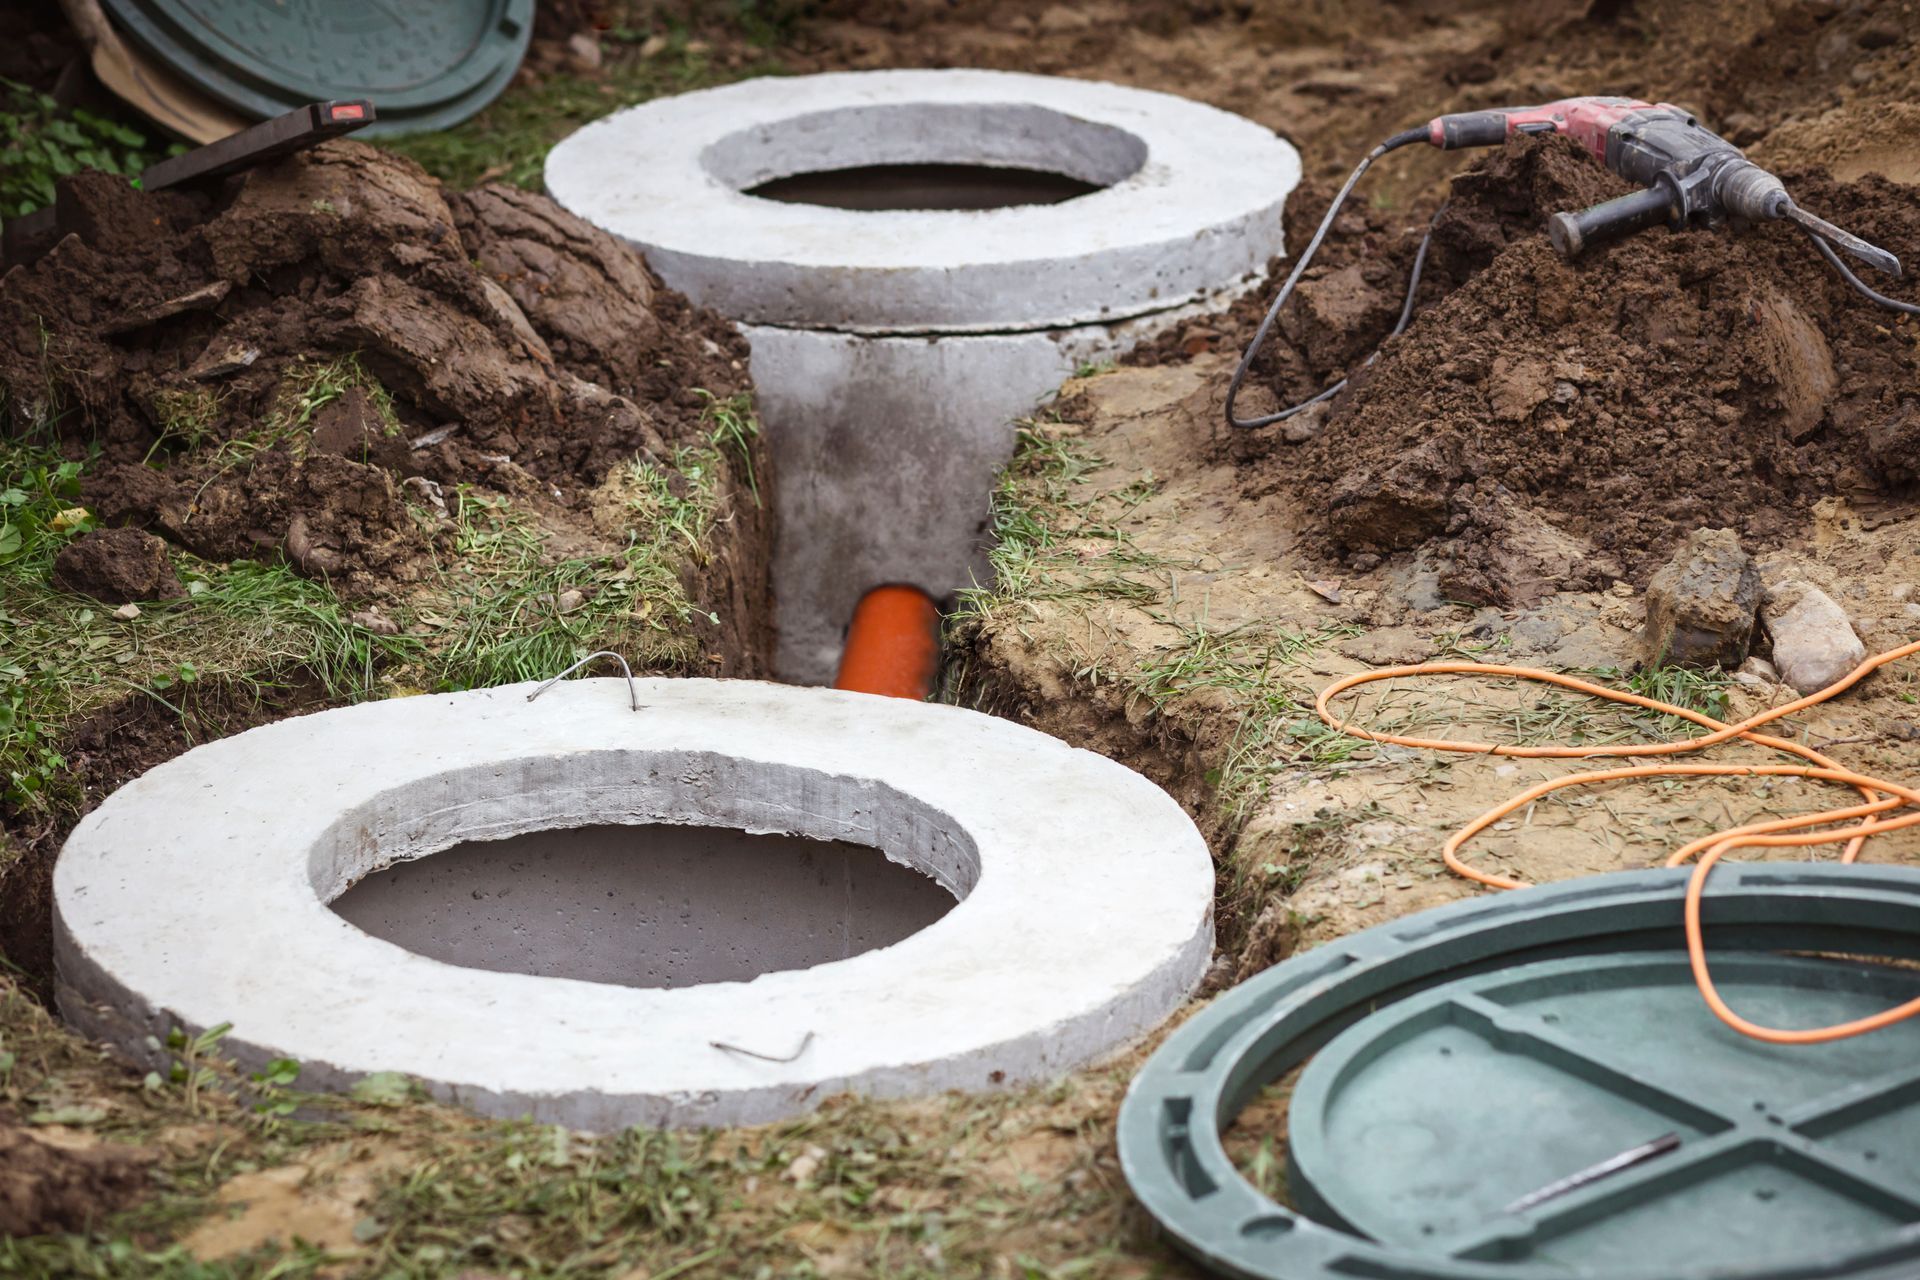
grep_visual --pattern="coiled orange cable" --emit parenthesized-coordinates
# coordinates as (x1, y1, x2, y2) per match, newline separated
(1315, 639, 1920, 1043)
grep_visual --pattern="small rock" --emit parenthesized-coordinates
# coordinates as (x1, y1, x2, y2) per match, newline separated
(1641, 528, 1761, 668)
(564, 31, 602, 72)
(111, 602, 140, 621)
(784, 1144, 826, 1186)
(1281, 402, 1327, 444)
(52, 527, 184, 605)
(1738, 655, 1780, 683)
(1763, 581, 1866, 695)
(349, 609, 399, 636)
(1891, 583, 1913, 603)
(555, 589, 585, 614)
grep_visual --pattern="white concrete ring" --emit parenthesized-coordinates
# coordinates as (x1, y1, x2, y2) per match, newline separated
(544, 69, 1301, 333)
(54, 679, 1213, 1129)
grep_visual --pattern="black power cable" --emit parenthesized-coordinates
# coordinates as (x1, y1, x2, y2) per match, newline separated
(1802, 225, 1920, 316)
(1225, 126, 1431, 430)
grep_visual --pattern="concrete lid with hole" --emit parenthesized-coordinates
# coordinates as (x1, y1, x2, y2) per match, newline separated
(543, 69, 1302, 333)
(53, 678, 1213, 1129)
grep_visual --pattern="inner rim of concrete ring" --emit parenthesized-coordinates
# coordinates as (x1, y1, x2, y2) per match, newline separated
(55, 679, 1215, 1129)
(306, 752, 983, 905)
(317, 754, 976, 988)
(702, 102, 1150, 194)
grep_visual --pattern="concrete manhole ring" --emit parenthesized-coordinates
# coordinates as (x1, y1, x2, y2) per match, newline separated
(544, 68, 1302, 333)
(54, 679, 1213, 1128)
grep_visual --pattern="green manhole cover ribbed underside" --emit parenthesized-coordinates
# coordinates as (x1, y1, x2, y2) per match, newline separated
(100, 0, 534, 135)
(1287, 951, 1920, 1273)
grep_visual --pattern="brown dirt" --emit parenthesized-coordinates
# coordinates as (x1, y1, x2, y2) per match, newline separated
(49, 527, 183, 604)
(1215, 140, 1920, 606)
(1, 142, 762, 603)
(4, 1, 1919, 1272)
(0, 1114, 153, 1236)
(960, 358, 1920, 964)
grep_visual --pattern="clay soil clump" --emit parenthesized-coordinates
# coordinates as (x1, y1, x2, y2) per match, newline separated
(0, 142, 765, 613)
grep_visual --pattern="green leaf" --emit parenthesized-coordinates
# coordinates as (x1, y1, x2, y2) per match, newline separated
(252, 1057, 300, 1087)
(191, 1021, 233, 1054)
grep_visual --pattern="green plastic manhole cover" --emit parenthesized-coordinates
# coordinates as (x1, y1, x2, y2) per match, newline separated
(1289, 951, 1920, 1270)
(1118, 865, 1920, 1280)
(100, 0, 534, 136)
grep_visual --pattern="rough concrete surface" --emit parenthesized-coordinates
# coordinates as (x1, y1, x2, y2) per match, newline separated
(54, 679, 1214, 1129)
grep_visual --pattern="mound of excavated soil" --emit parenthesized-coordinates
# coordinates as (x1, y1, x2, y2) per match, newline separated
(0, 142, 761, 604)
(1158, 134, 1920, 607)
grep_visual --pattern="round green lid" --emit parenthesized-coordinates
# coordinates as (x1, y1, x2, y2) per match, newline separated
(1288, 950, 1920, 1274)
(99, 0, 534, 136)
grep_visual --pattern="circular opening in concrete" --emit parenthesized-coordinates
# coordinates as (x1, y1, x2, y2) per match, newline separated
(703, 102, 1148, 206)
(747, 162, 1103, 211)
(329, 824, 957, 989)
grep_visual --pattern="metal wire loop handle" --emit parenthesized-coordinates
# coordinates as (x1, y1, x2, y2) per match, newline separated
(525, 650, 641, 711)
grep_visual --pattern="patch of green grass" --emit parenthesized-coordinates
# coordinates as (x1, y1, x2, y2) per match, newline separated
(143, 386, 223, 462)
(1622, 663, 1735, 721)
(0, 440, 413, 811)
(696, 388, 760, 505)
(949, 421, 1180, 634)
(1136, 616, 1366, 816)
(948, 420, 1362, 816)
(409, 438, 735, 690)
(2, 950, 1153, 1279)
(0, 78, 176, 219)
(383, 42, 782, 190)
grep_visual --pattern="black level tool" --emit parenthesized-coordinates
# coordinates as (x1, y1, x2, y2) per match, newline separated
(2, 99, 375, 269)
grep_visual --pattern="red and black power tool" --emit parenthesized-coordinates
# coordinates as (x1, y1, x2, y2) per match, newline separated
(1227, 96, 1916, 430)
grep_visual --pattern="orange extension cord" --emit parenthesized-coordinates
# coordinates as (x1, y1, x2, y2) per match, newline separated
(1315, 639, 1920, 1044)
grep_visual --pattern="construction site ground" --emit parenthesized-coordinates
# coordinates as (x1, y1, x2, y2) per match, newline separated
(3, 1, 1919, 1276)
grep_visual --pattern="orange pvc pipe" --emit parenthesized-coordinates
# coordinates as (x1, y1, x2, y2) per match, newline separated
(833, 585, 940, 700)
